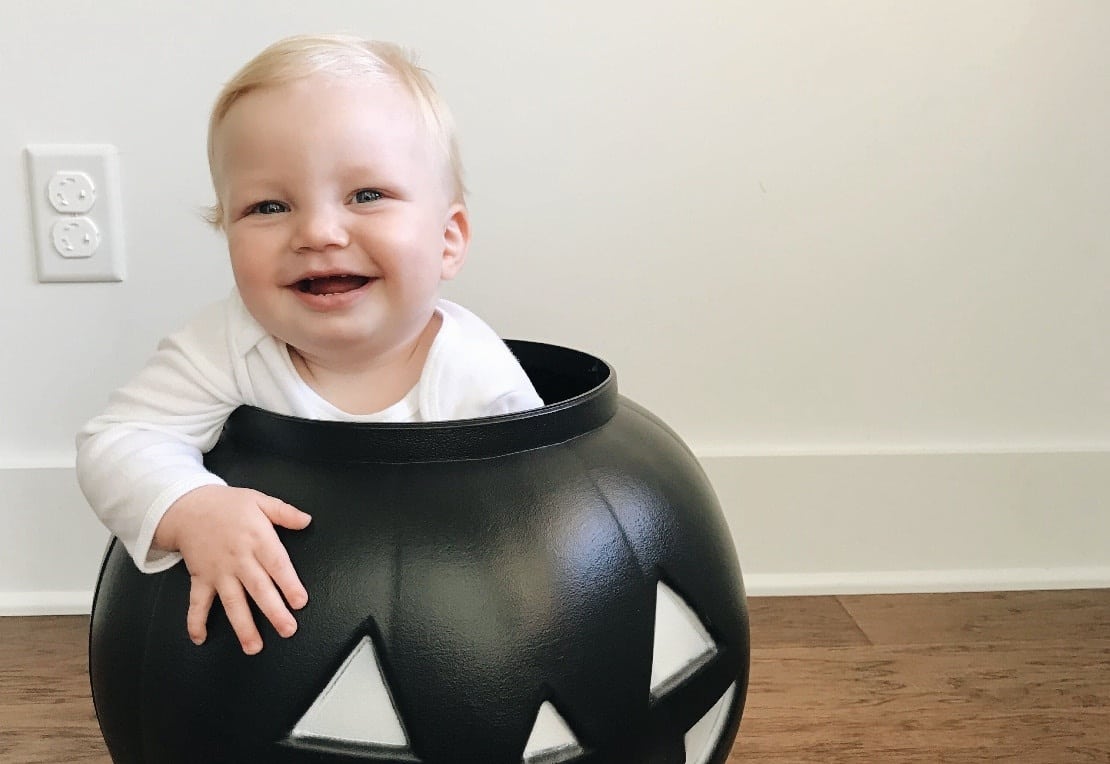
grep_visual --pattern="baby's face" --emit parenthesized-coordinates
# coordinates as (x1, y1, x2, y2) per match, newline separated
(213, 74, 467, 366)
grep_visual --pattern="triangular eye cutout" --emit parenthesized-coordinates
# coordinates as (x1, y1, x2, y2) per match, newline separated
(650, 582, 717, 698)
(291, 636, 409, 748)
(522, 700, 584, 763)
(683, 682, 736, 764)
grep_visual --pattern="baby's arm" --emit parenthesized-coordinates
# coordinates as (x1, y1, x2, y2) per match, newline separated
(77, 302, 310, 653)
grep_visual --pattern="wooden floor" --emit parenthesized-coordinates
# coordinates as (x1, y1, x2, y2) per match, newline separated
(1, 590, 1107, 763)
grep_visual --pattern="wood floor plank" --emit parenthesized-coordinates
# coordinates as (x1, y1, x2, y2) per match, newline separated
(839, 589, 1110, 646)
(733, 709, 1110, 763)
(0, 722, 109, 764)
(0, 615, 109, 763)
(739, 642, 1110, 762)
(746, 643, 1110, 714)
(747, 595, 870, 649)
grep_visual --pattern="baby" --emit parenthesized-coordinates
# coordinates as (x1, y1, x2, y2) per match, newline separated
(77, 34, 543, 656)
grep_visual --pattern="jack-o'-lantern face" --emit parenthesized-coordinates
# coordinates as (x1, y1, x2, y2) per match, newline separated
(285, 581, 738, 764)
(90, 343, 749, 764)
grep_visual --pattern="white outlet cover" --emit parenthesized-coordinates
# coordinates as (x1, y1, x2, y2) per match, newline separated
(51, 216, 101, 258)
(48, 170, 97, 214)
(25, 144, 125, 283)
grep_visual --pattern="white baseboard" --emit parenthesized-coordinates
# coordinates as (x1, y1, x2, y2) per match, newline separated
(743, 566, 1110, 597)
(0, 466, 111, 615)
(703, 449, 1110, 592)
(0, 591, 95, 616)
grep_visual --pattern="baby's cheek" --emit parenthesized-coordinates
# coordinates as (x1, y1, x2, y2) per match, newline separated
(228, 232, 277, 274)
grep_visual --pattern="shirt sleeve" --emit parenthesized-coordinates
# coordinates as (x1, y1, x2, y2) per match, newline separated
(75, 300, 242, 573)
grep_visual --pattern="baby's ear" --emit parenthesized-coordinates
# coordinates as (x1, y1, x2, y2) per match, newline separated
(440, 203, 470, 280)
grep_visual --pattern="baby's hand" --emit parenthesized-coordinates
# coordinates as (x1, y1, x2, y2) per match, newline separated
(153, 485, 312, 655)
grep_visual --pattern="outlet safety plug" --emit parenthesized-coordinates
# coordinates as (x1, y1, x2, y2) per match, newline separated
(25, 144, 126, 282)
(48, 171, 97, 214)
(52, 216, 101, 258)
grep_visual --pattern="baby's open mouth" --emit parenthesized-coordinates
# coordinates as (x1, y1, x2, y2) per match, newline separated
(295, 275, 372, 296)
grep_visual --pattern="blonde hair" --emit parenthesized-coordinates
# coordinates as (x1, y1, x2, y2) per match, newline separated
(206, 34, 465, 228)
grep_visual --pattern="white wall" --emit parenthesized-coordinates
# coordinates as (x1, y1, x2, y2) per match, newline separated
(2, 0, 1108, 612)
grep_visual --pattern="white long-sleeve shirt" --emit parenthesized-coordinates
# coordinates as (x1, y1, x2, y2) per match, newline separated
(76, 290, 543, 573)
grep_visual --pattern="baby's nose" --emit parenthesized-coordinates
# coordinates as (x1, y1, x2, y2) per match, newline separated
(293, 208, 349, 251)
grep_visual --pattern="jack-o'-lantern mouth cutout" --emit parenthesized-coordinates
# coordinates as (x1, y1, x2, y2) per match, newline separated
(90, 341, 749, 764)
(287, 582, 737, 764)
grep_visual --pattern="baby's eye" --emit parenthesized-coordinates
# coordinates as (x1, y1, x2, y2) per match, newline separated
(352, 189, 383, 204)
(248, 200, 288, 215)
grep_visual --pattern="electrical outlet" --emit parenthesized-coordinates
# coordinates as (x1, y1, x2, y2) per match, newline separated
(52, 216, 101, 258)
(25, 144, 126, 283)
(48, 171, 97, 214)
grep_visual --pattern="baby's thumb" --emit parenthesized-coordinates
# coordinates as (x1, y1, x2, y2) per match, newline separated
(260, 496, 313, 530)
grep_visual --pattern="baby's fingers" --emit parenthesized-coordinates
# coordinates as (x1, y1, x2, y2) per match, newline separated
(241, 567, 299, 641)
(258, 494, 312, 531)
(217, 581, 264, 655)
(259, 540, 309, 611)
(186, 578, 216, 646)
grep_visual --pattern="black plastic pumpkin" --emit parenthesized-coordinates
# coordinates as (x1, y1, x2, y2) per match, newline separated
(90, 341, 749, 764)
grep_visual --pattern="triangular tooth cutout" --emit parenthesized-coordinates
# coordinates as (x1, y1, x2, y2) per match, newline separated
(683, 683, 736, 764)
(650, 582, 717, 697)
(291, 636, 408, 747)
(522, 701, 583, 762)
